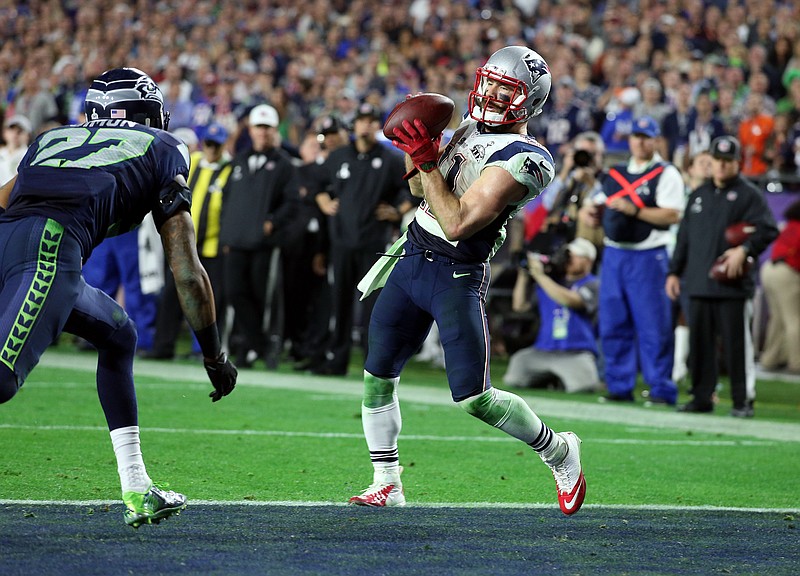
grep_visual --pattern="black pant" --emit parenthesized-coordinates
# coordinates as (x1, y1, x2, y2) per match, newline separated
(224, 247, 281, 360)
(326, 244, 381, 371)
(688, 297, 751, 409)
(151, 255, 225, 356)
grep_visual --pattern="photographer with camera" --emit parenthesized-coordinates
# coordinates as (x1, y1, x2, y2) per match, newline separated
(503, 238, 601, 393)
(533, 132, 606, 260)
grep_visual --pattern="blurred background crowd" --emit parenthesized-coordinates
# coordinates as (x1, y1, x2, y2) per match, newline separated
(1, 0, 799, 395)
(2, 0, 800, 179)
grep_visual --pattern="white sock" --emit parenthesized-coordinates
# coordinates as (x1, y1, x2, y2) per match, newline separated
(362, 398, 402, 482)
(460, 388, 566, 465)
(110, 426, 151, 494)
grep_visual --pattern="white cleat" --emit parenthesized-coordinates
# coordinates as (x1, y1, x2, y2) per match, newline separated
(349, 467, 406, 507)
(548, 432, 586, 515)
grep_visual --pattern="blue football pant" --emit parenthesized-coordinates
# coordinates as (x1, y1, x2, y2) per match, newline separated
(0, 217, 138, 429)
(82, 230, 158, 351)
(599, 245, 677, 403)
(365, 245, 492, 402)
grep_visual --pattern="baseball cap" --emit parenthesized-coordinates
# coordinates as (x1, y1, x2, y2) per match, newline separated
(317, 115, 345, 135)
(355, 102, 381, 121)
(631, 116, 660, 138)
(710, 135, 741, 160)
(202, 122, 228, 145)
(567, 238, 597, 262)
(4, 114, 32, 133)
(248, 104, 279, 127)
(619, 87, 641, 107)
(171, 127, 199, 148)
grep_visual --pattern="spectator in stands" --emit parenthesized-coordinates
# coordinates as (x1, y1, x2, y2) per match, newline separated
(9, 68, 58, 136)
(738, 92, 776, 178)
(634, 77, 671, 126)
(0, 115, 32, 185)
(536, 77, 593, 162)
(580, 117, 684, 405)
(666, 135, 779, 417)
(503, 238, 601, 394)
(759, 199, 800, 374)
(686, 90, 726, 162)
(661, 82, 694, 164)
(600, 86, 639, 160)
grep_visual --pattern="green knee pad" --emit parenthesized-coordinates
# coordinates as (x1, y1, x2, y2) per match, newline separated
(363, 371, 399, 409)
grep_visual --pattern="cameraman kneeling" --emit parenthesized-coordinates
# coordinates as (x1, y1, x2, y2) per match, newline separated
(503, 238, 601, 393)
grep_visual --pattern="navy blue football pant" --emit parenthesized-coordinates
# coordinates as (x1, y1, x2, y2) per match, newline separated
(0, 217, 138, 430)
(82, 230, 158, 351)
(599, 245, 677, 403)
(365, 243, 492, 402)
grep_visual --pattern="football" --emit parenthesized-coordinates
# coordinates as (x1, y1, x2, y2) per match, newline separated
(383, 93, 455, 141)
(708, 254, 755, 284)
(725, 222, 756, 247)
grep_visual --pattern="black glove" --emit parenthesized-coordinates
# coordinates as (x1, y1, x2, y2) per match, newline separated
(204, 352, 237, 402)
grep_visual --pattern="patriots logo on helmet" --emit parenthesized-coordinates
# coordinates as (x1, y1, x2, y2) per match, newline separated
(522, 53, 549, 86)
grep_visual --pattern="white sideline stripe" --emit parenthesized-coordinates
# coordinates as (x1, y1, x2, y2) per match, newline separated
(0, 423, 776, 446)
(32, 350, 800, 443)
(0, 499, 797, 514)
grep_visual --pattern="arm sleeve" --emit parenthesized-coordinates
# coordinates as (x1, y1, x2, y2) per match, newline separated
(152, 179, 192, 231)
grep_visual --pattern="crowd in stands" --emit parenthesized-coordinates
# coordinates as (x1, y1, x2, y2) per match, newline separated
(1, 0, 799, 398)
(1, 1, 799, 179)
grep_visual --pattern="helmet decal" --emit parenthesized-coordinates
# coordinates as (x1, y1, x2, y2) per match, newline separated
(84, 67, 169, 130)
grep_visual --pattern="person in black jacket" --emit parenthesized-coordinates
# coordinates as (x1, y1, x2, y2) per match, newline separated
(666, 135, 778, 417)
(219, 104, 298, 368)
(312, 102, 413, 375)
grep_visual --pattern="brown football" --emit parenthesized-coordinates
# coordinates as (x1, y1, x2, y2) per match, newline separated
(383, 93, 455, 141)
(708, 255, 755, 284)
(724, 222, 756, 247)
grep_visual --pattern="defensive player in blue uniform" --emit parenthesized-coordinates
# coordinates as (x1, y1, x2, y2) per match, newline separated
(0, 68, 237, 528)
(350, 47, 586, 514)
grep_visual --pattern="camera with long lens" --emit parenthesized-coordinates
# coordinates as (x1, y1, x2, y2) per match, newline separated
(573, 149, 593, 168)
(519, 244, 570, 279)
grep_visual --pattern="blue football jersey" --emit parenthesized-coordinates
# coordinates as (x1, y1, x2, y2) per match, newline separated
(3, 119, 190, 260)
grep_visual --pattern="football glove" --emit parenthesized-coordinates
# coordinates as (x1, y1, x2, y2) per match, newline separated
(392, 119, 441, 173)
(204, 352, 237, 402)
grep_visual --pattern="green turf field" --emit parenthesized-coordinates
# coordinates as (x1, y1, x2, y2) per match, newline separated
(2, 345, 798, 512)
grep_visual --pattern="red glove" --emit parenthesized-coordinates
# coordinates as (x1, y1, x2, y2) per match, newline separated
(392, 119, 441, 173)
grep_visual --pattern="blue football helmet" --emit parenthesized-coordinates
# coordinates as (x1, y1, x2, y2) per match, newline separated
(84, 67, 170, 130)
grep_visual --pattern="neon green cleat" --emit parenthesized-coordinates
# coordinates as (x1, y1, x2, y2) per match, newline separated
(122, 483, 187, 528)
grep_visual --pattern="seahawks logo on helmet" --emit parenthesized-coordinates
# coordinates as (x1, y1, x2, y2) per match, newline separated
(135, 76, 162, 101)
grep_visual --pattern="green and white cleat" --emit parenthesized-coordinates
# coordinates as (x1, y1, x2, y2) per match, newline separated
(123, 483, 187, 528)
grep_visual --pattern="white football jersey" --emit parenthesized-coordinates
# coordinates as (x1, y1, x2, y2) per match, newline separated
(407, 118, 555, 262)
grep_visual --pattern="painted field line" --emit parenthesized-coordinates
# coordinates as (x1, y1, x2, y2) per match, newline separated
(34, 350, 800, 443)
(1, 498, 797, 514)
(0, 423, 776, 446)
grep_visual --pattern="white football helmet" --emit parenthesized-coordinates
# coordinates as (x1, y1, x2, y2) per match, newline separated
(469, 46, 552, 126)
